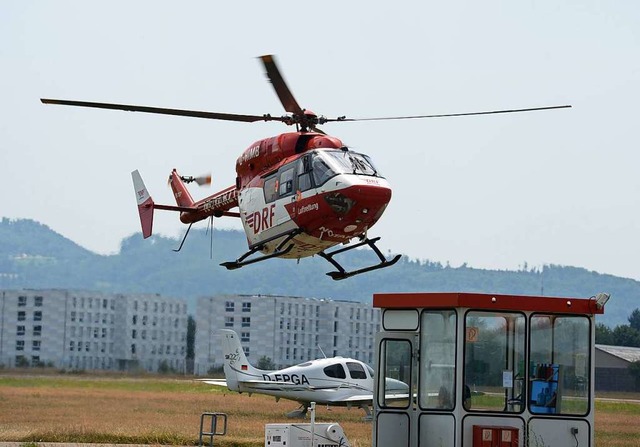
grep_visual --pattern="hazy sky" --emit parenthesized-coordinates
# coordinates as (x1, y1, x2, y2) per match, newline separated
(2, 1, 639, 280)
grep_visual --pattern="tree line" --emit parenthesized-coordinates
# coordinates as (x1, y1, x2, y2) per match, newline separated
(596, 308, 640, 347)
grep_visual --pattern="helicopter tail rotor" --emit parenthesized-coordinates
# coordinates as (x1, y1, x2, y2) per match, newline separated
(179, 173, 212, 187)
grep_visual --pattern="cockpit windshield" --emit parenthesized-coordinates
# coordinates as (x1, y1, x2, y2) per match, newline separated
(311, 150, 382, 186)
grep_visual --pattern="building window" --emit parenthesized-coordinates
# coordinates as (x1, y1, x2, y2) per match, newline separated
(242, 302, 251, 312)
(243, 346, 250, 357)
(34, 296, 43, 307)
(70, 341, 75, 351)
(31, 356, 40, 366)
(241, 332, 250, 343)
(225, 301, 235, 312)
(132, 329, 137, 339)
(225, 317, 234, 327)
(131, 344, 136, 354)
(34, 311, 42, 321)
(242, 317, 251, 328)
(17, 311, 26, 321)
(16, 340, 25, 351)
(32, 340, 41, 351)
(17, 326, 25, 336)
(33, 325, 42, 337)
(18, 296, 27, 306)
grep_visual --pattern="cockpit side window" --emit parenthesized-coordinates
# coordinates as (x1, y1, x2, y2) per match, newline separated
(347, 362, 367, 379)
(263, 175, 278, 203)
(312, 156, 335, 186)
(323, 363, 346, 379)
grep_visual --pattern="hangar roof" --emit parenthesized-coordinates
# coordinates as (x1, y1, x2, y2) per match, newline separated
(596, 344, 640, 363)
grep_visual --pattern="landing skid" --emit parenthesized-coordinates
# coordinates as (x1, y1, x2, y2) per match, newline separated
(220, 229, 302, 270)
(318, 237, 401, 281)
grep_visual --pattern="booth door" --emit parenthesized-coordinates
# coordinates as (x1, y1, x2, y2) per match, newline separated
(374, 332, 418, 447)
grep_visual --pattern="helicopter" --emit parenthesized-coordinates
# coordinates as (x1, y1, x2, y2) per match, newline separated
(41, 55, 570, 280)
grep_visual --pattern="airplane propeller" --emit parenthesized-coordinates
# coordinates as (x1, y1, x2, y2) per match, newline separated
(41, 54, 571, 133)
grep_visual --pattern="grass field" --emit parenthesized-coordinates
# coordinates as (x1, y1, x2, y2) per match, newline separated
(1, 373, 639, 447)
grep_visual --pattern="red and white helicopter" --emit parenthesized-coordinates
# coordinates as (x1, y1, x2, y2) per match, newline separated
(41, 55, 570, 280)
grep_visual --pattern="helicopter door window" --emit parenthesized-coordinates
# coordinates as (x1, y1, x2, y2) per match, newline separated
(278, 166, 295, 197)
(297, 156, 313, 192)
(263, 175, 278, 203)
(298, 173, 312, 192)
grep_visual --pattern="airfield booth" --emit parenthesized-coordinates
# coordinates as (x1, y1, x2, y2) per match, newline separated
(372, 292, 609, 447)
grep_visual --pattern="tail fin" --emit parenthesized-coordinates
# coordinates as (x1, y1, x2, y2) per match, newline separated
(168, 169, 195, 208)
(131, 170, 154, 238)
(220, 329, 266, 391)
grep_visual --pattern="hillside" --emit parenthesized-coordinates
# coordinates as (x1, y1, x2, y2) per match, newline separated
(1, 217, 638, 326)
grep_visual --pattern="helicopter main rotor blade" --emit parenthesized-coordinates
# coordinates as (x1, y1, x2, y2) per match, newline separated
(260, 54, 304, 116)
(324, 105, 572, 122)
(40, 98, 285, 123)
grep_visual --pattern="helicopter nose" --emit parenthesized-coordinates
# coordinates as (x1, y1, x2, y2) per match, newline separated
(350, 183, 392, 214)
(329, 182, 392, 224)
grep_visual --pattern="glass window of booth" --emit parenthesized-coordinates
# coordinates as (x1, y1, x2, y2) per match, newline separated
(464, 311, 526, 413)
(419, 310, 456, 410)
(529, 314, 590, 416)
(378, 339, 412, 409)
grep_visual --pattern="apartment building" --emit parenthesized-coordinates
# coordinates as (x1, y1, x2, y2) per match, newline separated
(194, 294, 380, 375)
(0, 289, 188, 372)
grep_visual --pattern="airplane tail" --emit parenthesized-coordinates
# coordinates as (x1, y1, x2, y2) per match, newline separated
(131, 170, 154, 238)
(220, 329, 266, 391)
(168, 168, 195, 208)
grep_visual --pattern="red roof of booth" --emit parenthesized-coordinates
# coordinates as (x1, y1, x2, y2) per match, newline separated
(373, 292, 605, 315)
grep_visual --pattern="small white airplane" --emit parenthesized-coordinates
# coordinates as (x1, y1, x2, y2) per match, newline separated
(200, 329, 409, 418)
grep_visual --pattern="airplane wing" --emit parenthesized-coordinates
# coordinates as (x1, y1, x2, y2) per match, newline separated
(196, 378, 228, 387)
(340, 392, 410, 403)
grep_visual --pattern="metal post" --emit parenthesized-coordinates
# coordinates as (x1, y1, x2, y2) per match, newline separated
(309, 402, 316, 447)
(199, 412, 227, 447)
